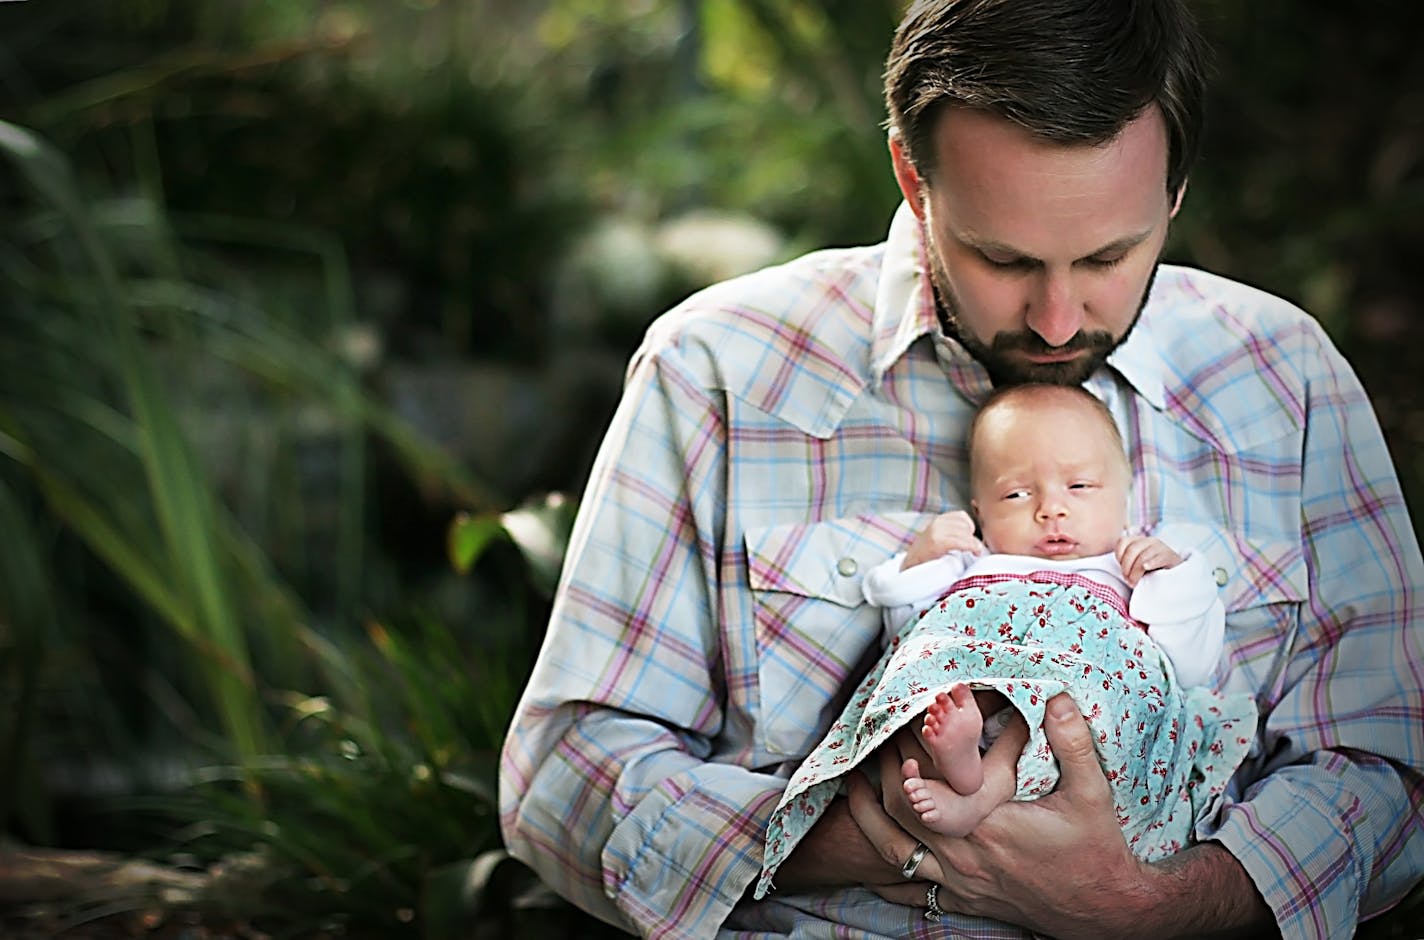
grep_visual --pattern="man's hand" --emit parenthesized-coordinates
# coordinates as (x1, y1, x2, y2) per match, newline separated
(903, 510, 987, 569)
(1116, 534, 1183, 586)
(848, 693, 1275, 939)
(770, 785, 914, 892)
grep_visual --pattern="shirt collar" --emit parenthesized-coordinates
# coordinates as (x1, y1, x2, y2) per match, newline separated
(1103, 288, 1168, 411)
(871, 200, 1169, 411)
(870, 201, 936, 382)
(871, 202, 995, 404)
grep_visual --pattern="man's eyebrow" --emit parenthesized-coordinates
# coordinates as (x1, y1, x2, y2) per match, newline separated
(957, 228, 1157, 260)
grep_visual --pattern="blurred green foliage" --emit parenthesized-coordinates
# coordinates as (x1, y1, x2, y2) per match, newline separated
(0, 0, 1420, 935)
(0, 114, 525, 934)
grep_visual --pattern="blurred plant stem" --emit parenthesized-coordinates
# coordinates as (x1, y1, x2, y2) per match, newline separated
(2, 117, 266, 772)
(0, 117, 498, 795)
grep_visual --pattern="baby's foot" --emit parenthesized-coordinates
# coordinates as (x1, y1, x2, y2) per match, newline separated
(903, 755, 1011, 838)
(902, 756, 951, 825)
(922, 685, 985, 795)
(901, 757, 979, 837)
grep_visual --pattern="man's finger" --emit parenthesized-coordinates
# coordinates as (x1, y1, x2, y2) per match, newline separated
(845, 771, 910, 868)
(879, 736, 926, 833)
(1043, 693, 1111, 801)
(871, 880, 942, 908)
(846, 767, 946, 884)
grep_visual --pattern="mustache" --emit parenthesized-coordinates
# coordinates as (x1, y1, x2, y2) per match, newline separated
(988, 330, 1116, 355)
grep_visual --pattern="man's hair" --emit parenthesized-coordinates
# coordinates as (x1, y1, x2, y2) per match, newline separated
(968, 383, 1129, 489)
(884, 0, 1209, 198)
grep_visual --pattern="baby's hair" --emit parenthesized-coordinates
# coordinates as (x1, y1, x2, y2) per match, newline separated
(968, 383, 1129, 486)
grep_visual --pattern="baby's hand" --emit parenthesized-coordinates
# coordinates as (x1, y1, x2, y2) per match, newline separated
(902, 510, 986, 570)
(1115, 535, 1183, 586)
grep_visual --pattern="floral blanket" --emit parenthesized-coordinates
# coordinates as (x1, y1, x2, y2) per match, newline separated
(756, 571, 1257, 898)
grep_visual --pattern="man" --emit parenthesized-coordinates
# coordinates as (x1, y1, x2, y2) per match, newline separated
(499, 1, 1424, 937)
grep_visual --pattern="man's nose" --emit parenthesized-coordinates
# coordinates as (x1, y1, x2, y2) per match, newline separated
(1026, 272, 1084, 348)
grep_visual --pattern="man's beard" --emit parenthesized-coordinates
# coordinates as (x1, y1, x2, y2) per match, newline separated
(929, 251, 1160, 387)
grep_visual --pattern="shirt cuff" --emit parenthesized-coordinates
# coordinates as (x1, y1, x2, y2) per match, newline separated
(603, 763, 782, 940)
(1198, 762, 1370, 940)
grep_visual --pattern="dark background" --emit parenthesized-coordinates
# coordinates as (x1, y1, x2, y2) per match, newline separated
(0, 0, 1420, 935)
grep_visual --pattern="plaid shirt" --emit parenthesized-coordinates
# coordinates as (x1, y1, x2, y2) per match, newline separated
(499, 204, 1424, 939)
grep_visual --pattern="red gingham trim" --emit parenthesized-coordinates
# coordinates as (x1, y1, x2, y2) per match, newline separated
(947, 570, 1140, 627)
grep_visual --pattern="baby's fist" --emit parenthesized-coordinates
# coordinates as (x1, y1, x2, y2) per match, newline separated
(903, 511, 986, 569)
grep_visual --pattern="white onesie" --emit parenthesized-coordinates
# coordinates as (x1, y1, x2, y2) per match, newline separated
(862, 548, 1227, 688)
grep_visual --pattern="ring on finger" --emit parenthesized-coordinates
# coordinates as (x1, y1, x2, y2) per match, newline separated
(924, 882, 946, 922)
(900, 841, 929, 879)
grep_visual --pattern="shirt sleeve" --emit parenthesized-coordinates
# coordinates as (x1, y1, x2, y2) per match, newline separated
(498, 339, 779, 939)
(862, 550, 972, 644)
(1129, 551, 1226, 687)
(1197, 324, 1424, 939)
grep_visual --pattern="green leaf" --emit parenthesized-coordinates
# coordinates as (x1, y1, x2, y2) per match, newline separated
(446, 512, 505, 576)
(500, 492, 578, 597)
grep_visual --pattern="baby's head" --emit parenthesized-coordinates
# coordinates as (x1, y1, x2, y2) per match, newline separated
(968, 384, 1131, 560)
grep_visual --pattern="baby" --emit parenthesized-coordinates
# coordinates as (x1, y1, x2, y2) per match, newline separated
(756, 384, 1256, 897)
(871, 383, 1225, 835)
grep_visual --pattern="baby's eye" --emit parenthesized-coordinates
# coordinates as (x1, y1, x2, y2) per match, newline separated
(1004, 489, 1030, 500)
(1068, 482, 1096, 491)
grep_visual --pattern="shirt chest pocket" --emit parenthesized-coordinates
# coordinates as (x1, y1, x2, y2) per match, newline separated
(744, 511, 933, 760)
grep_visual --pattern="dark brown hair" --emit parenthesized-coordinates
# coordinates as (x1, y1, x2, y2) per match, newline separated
(884, 0, 1209, 198)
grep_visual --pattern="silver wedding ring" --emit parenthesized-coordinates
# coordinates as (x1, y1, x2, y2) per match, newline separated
(900, 841, 929, 879)
(924, 882, 946, 922)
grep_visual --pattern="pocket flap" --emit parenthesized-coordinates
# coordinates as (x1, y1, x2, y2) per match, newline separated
(1153, 522, 1307, 610)
(745, 510, 936, 607)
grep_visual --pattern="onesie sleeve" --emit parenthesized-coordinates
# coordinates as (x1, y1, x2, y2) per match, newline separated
(1129, 551, 1226, 687)
(862, 550, 973, 645)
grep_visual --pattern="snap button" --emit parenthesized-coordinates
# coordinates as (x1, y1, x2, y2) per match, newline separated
(836, 557, 859, 577)
(1213, 567, 1229, 587)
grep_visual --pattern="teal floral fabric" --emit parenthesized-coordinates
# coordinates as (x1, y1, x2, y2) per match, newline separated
(757, 570, 1257, 898)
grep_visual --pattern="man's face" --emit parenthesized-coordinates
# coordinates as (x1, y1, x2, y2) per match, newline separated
(891, 107, 1180, 386)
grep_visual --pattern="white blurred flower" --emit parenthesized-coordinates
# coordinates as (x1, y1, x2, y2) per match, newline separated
(656, 209, 784, 287)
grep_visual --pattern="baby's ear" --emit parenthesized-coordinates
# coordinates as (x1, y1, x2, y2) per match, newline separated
(969, 501, 986, 542)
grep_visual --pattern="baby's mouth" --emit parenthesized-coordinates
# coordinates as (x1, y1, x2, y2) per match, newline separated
(1037, 533, 1078, 555)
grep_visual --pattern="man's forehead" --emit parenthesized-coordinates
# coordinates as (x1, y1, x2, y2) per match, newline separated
(927, 104, 1171, 168)
(924, 107, 1172, 229)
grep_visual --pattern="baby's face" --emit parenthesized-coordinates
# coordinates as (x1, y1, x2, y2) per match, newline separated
(970, 395, 1129, 560)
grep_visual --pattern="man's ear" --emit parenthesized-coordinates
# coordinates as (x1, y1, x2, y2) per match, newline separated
(1169, 179, 1188, 219)
(889, 132, 928, 222)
